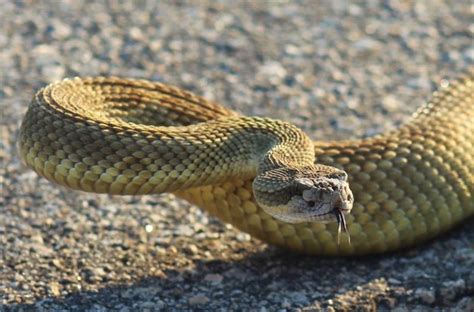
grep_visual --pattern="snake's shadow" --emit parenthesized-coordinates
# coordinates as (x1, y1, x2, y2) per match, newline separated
(8, 217, 473, 311)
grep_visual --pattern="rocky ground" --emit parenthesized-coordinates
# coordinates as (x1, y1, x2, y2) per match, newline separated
(1, 1, 473, 311)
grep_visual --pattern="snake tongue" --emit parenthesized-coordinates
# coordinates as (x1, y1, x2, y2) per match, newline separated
(335, 209, 350, 246)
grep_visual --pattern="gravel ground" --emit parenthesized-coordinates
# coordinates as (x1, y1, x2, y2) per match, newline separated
(1, 1, 473, 311)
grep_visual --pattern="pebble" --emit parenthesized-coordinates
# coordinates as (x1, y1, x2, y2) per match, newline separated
(463, 47, 474, 62)
(188, 294, 210, 305)
(352, 37, 381, 54)
(41, 65, 65, 83)
(138, 301, 162, 310)
(455, 297, 474, 311)
(257, 61, 287, 85)
(184, 244, 199, 255)
(28, 243, 54, 256)
(204, 273, 223, 284)
(48, 282, 61, 297)
(84, 267, 106, 283)
(288, 292, 310, 305)
(236, 233, 251, 242)
(440, 279, 466, 302)
(387, 278, 402, 285)
(414, 288, 436, 304)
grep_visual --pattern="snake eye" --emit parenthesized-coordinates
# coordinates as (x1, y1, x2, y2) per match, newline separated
(293, 178, 314, 194)
(307, 200, 315, 207)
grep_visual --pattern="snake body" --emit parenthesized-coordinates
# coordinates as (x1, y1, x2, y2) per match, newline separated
(19, 75, 473, 255)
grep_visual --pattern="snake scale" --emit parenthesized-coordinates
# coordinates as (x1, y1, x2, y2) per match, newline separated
(19, 75, 473, 255)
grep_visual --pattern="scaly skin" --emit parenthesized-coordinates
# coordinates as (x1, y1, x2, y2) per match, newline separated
(19, 76, 473, 255)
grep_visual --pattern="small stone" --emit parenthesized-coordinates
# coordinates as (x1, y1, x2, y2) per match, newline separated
(326, 306, 336, 312)
(30, 234, 44, 244)
(175, 225, 194, 236)
(189, 294, 210, 305)
(289, 292, 310, 305)
(463, 47, 474, 62)
(414, 288, 436, 304)
(168, 246, 178, 254)
(382, 95, 403, 113)
(406, 77, 431, 90)
(204, 273, 223, 284)
(387, 278, 402, 285)
(29, 243, 54, 256)
(137, 286, 160, 299)
(90, 304, 107, 312)
(49, 282, 61, 297)
(31, 44, 65, 82)
(236, 233, 251, 242)
(41, 65, 65, 83)
(440, 279, 465, 302)
(285, 44, 301, 56)
(392, 305, 409, 312)
(455, 297, 474, 311)
(352, 37, 381, 53)
(231, 289, 243, 296)
(51, 259, 64, 270)
(281, 298, 291, 308)
(51, 19, 72, 39)
(184, 244, 199, 255)
(121, 289, 134, 299)
(257, 61, 287, 85)
(138, 301, 160, 309)
(85, 267, 106, 283)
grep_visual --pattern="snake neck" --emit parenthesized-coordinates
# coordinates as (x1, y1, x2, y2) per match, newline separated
(247, 119, 316, 174)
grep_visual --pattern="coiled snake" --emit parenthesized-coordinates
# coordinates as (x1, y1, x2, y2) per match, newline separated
(19, 75, 473, 255)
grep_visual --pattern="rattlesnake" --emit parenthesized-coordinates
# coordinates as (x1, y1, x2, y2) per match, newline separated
(19, 75, 473, 255)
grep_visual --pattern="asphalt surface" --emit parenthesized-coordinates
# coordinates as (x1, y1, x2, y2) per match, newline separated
(1, 1, 473, 311)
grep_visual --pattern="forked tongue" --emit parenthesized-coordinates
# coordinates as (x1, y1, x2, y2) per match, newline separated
(335, 209, 350, 245)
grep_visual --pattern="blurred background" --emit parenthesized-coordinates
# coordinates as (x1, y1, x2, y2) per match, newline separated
(1, 1, 472, 310)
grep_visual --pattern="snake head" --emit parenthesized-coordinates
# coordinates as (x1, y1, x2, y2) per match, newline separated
(253, 166, 353, 224)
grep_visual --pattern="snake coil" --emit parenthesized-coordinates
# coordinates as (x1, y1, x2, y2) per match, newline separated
(20, 75, 473, 255)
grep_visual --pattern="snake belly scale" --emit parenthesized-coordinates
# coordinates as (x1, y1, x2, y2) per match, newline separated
(19, 75, 473, 255)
